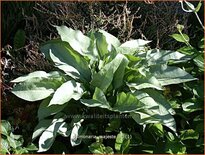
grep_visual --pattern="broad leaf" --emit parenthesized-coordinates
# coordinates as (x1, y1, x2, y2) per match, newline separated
(91, 54, 128, 92)
(131, 110, 176, 132)
(98, 29, 121, 49)
(32, 119, 53, 140)
(149, 64, 197, 86)
(112, 56, 129, 89)
(9, 132, 22, 140)
(25, 143, 38, 151)
(93, 87, 108, 103)
(194, 54, 204, 71)
(58, 122, 72, 137)
(12, 76, 64, 101)
(11, 71, 63, 83)
(40, 40, 91, 82)
(170, 33, 189, 43)
(112, 92, 144, 113)
(38, 97, 68, 121)
(48, 80, 84, 106)
(115, 131, 130, 153)
(89, 142, 106, 154)
(130, 90, 176, 131)
(87, 31, 99, 60)
(95, 32, 109, 59)
(11, 71, 51, 83)
(49, 51, 81, 80)
(120, 39, 150, 49)
(89, 142, 114, 154)
(0, 139, 10, 154)
(125, 54, 141, 66)
(127, 74, 163, 90)
(55, 25, 91, 56)
(38, 117, 65, 152)
(7, 134, 22, 149)
(1, 120, 12, 136)
(80, 99, 111, 110)
(146, 49, 189, 66)
(80, 87, 111, 110)
(148, 123, 164, 138)
(117, 39, 151, 54)
(144, 89, 175, 115)
(70, 119, 84, 146)
(104, 146, 114, 154)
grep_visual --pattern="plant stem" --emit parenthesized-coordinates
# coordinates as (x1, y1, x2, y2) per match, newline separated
(194, 12, 205, 31)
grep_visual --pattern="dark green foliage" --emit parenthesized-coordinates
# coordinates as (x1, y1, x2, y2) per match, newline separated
(0, 120, 37, 154)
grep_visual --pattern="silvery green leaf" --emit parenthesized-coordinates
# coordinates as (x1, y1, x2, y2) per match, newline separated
(38, 117, 65, 152)
(32, 119, 53, 140)
(48, 80, 84, 106)
(113, 56, 129, 89)
(117, 39, 151, 54)
(70, 119, 84, 147)
(80, 87, 111, 110)
(149, 64, 197, 86)
(38, 97, 68, 121)
(144, 89, 176, 115)
(127, 74, 163, 91)
(115, 131, 130, 153)
(81, 99, 111, 110)
(95, 32, 109, 59)
(40, 40, 91, 82)
(91, 54, 128, 92)
(11, 77, 64, 102)
(58, 122, 72, 137)
(11, 71, 50, 83)
(146, 49, 189, 66)
(0, 139, 10, 154)
(131, 90, 176, 132)
(49, 51, 80, 80)
(120, 39, 151, 48)
(98, 29, 121, 50)
(55, 25, 91, 56)
(1, 120, 12, 136)
(112, 92, 144, 113)
(194, 54, 204, 71)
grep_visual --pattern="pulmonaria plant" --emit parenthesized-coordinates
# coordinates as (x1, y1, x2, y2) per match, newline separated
(11, 25, 197, 152)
